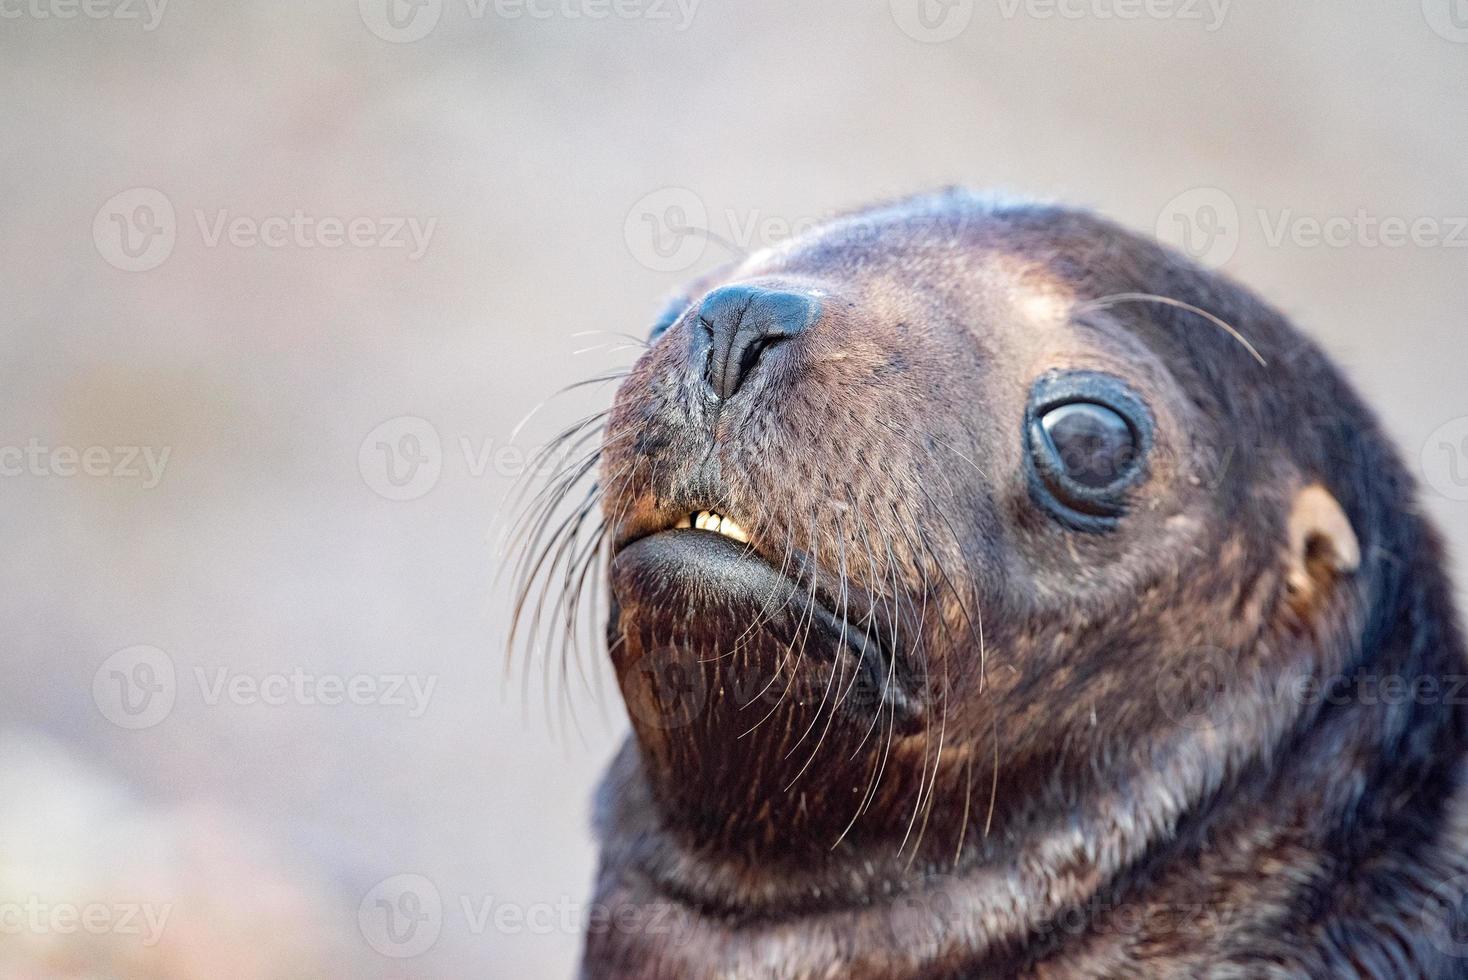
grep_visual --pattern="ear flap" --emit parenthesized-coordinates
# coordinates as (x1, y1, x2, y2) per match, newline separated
(1285, 483, 1361, 603)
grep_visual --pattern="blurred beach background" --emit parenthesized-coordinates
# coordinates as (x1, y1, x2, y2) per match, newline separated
(2, 1, 1467, 975)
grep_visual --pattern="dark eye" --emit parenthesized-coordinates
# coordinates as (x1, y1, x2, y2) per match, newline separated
(1025, 373, 1152, 531)
(1040, 403, 1137, 489)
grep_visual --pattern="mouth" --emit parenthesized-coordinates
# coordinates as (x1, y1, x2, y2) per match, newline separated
(609, 506, 921, 724)
(673, 509, 752, 543)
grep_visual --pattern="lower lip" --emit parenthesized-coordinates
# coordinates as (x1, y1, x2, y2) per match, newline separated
(611, 529, 789, 600)
(609, 531, 919, 723)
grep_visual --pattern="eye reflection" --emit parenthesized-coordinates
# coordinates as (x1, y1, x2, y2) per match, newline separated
(1039, 402, 1137, 489)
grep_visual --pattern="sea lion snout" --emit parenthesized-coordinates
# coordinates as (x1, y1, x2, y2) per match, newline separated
(692, 283, 820, 401)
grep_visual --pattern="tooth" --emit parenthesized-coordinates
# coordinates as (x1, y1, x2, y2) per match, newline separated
(682, 510, 751, 542)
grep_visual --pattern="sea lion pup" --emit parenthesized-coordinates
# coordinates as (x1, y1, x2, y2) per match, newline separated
(530, 190, 1468, 977)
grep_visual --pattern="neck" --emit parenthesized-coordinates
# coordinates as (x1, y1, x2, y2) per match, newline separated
(588, 617, 1468, 977)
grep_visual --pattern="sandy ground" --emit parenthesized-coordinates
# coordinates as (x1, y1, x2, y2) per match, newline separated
(2, 2, 1467, 975)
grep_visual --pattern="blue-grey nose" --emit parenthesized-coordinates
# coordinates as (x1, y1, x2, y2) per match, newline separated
(696, 285, 819, 401)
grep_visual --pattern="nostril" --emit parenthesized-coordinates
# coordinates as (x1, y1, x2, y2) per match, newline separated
(695, 285, 819, 401)
(726, 334, 782, 400)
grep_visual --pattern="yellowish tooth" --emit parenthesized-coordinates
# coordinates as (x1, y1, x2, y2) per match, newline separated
(685, 510, 751, 542)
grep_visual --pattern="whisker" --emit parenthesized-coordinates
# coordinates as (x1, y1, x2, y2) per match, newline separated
(509, 369, 633, 444)
(569, 328, 652, 349)
(738, 513, 823, 737)
(954, 751, 974, 869)
(1076, 291, 1267, 367)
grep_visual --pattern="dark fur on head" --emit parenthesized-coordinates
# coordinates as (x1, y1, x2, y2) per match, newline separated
(511, 190, 1468, 977)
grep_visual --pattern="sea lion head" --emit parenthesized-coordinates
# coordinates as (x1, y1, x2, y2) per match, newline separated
(507, 191, 1465, 979)
(592, 190, 1372, 868)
